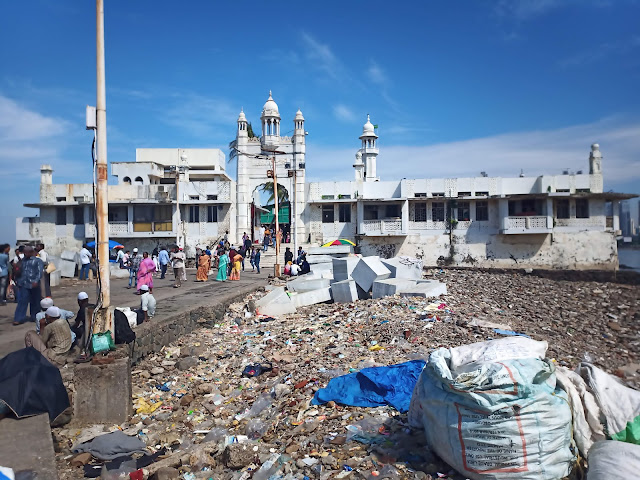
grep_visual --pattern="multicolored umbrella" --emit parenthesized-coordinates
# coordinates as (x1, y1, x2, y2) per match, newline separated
(321, 239, 356, 247)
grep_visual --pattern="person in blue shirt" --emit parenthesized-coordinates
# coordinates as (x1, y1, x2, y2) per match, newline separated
(158, 246, 170, 279)
(13, 246, 43, 325)
(0, 243, 10, 305)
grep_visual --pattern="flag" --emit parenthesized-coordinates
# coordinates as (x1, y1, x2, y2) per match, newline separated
(373, 124, 379, 129)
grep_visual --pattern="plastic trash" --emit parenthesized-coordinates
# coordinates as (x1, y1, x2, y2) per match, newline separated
(246, 418, 268, 439)
(252, 453, 281, 480)
(203, 427, 228, 443)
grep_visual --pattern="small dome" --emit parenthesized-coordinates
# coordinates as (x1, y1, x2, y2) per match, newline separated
(238, 109, 246, 122)
(261, 90, 280, 117)
(295, 109, 304, 121)
(360, 114, 377, 138)
(591, 143, 600, 151)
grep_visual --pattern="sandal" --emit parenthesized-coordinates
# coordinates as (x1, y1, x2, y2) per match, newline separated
(241, 362, 273, 378)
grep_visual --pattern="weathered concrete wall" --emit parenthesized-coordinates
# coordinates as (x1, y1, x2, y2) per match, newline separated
(359, 230, 618, 270)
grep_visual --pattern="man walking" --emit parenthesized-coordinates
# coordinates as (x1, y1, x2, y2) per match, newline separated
(158, 246, 169, 279)
(254, 248, 261, 274)
(128, 248, 142, 289)
(13, 246, 43, 325)
(170, 246, 186, 288)
(79, 244, 92, 280)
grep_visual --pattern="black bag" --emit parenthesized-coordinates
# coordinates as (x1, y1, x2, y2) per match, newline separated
(113, 309, 136, 344)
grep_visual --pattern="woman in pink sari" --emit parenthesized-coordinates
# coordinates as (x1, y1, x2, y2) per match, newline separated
(137, 252, 156, 293)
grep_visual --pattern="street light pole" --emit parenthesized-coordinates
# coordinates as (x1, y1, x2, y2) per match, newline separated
(95, 0, 110, 308)
(272, 154, 281, 277)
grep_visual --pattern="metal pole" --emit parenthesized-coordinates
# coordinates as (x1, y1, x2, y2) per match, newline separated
(273, 155, 280, 276)
(95, 0, 110, 308)
(292, 169, 298, 256)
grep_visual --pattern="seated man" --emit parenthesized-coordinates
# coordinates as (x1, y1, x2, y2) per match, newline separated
(137, 284, 156, 323)
(71, 292, 90, 345)
(35, 297, 76, 344)
(24, 306, 73, 366)
(290, 262, 300, 276)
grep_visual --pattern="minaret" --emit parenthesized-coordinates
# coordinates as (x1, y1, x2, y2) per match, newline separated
(359, 114, 379, 182)
(589, 143, 602, 174)
(293, 109, 306, 167)
(292, 109, 306, 250)
(353, 151, 364, 181)
(261, 90, 281, 146)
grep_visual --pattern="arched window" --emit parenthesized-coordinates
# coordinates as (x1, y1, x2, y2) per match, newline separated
(134, 176, 144, 185)
(123, 176, 131, 185)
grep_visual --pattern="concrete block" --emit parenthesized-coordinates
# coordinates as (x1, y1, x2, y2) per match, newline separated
(310, 262, 334, 278)
(0, 414, 58, 479)
(49, 269, 62, 287)
(255, 287, 296, 317)
(351, 257, 391, 292)
(74, 357, 133, 424)
(331, 279, 358, 303)
(59, 259, 76, 278)
(291, 287, 332, 308)
(356, 284, 369, 300)
(381, 256, 424, 280)
(60, 250, 77, 261)
(307, 255, 335, 264)
(308, 245, 352, 255)
(372, 278, 418, 299)
(110, 264, 130, 278)
(287, 277, 331, 293)
(332, 257, 360, 282)
(399, 281, 447, 298)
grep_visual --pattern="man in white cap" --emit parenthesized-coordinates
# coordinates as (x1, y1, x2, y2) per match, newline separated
(35, 298, 74, 336)
(71, 292, 90, 343)
(138, 284, 156, 322)
(24, 306, 73, 366)
(128, 248, 142, 289)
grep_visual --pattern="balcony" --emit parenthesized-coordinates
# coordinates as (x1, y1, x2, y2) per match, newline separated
(86, 221, 176, 237)
(362, 218, 406, 236)
(500, 216, 551, 234)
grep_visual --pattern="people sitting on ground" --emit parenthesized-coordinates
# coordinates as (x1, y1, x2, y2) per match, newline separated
(284, 247, 293, 264)
(299, 254, 311, 275)
(71, 292, 90, 343)
(136, 285, 156, 323)
(24, 306, 73, 366)
(296, 246, 306, 264)
(136, 251, 156, 294)
(35, 298, 75, 342)
(284, 261, 291, 276)
(290, 262, 300, 276)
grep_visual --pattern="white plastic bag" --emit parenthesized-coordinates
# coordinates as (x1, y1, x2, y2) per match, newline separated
(586, 441, 640, 479)
(409, 338, 575, 480)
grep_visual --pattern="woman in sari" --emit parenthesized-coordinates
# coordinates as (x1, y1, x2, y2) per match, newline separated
(216, 250, 229, 282)
(229, 254, 242, 281)
(137, 252, 156, 293)
(196, 251, 210, 281)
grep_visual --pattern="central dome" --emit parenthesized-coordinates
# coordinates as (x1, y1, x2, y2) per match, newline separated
(261, 90, 280, 117)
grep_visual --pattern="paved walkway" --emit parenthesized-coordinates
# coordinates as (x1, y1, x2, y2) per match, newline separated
(0, 266, 269, 359)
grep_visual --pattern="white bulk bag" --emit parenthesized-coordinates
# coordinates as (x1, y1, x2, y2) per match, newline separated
(409, 338, 575, 480)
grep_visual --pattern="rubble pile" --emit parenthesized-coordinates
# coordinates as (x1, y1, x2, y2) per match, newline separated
(52, 268, 638, 479)
(258, 249, 447, 316)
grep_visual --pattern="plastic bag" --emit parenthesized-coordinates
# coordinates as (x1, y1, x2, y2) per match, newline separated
(7, 283, 15, 301)
(409, 338, 575, 480)
(91, 331, 115, 354)
(586, 440, 640, 479)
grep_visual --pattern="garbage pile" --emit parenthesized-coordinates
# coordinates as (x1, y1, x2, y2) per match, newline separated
(257, 248, 446, 316)
(51, 268, 639, 480)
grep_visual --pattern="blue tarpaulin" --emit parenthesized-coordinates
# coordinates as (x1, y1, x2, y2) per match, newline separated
(311, 360, 426, 413)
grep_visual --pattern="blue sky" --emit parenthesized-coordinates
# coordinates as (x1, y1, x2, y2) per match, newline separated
(1, 0, 640, 243)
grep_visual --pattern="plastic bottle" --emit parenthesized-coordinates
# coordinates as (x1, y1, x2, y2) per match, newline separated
(251, 453, 281, 480)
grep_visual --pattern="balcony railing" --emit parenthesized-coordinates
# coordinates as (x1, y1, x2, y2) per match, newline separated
(87, 221, 174, 236)
(363, 218, 404, 235)
(501, 216, 551, 234)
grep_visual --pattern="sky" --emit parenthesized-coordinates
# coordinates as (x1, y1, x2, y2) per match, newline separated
(1, 0, 640, 243)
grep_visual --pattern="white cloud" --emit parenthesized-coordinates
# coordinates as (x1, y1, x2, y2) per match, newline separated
(301, 32, 340, 80)
(332, 104, 356, 122)
(0, 94, 68, 142)
(306, 117, 640, 193)
(494, 0, 564, 20)
(367, 61, 387, 86)
(161, 93, 238, 141)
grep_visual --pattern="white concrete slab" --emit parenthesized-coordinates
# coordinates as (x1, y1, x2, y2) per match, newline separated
(287, 277, 331, 293)
(291, 287, 332, 308)
(372, 278, 418, 299)
(351, 257, 391, 292)
(381, 256, 424, 280)
(308, 246, 352, 255)
(255, 287, 296, 316)
(58, 259, 76, 278)
(332, 257, 360, 282)
(331, 279, 359, 303)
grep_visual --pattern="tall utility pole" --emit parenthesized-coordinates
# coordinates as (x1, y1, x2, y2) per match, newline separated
(95, 0, 110, 308)
(272, 154, 281, 277)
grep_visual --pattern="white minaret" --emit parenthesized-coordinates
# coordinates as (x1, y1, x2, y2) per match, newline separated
(261, 91, 280, 147)
(589, 143, 602, 174)
(359, 114, 379, 182)
(353, 151, 364, 181)
(292, 109, 306, 250)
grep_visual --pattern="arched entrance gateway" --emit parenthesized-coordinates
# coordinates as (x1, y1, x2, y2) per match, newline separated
(232, 92, 307, 250)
